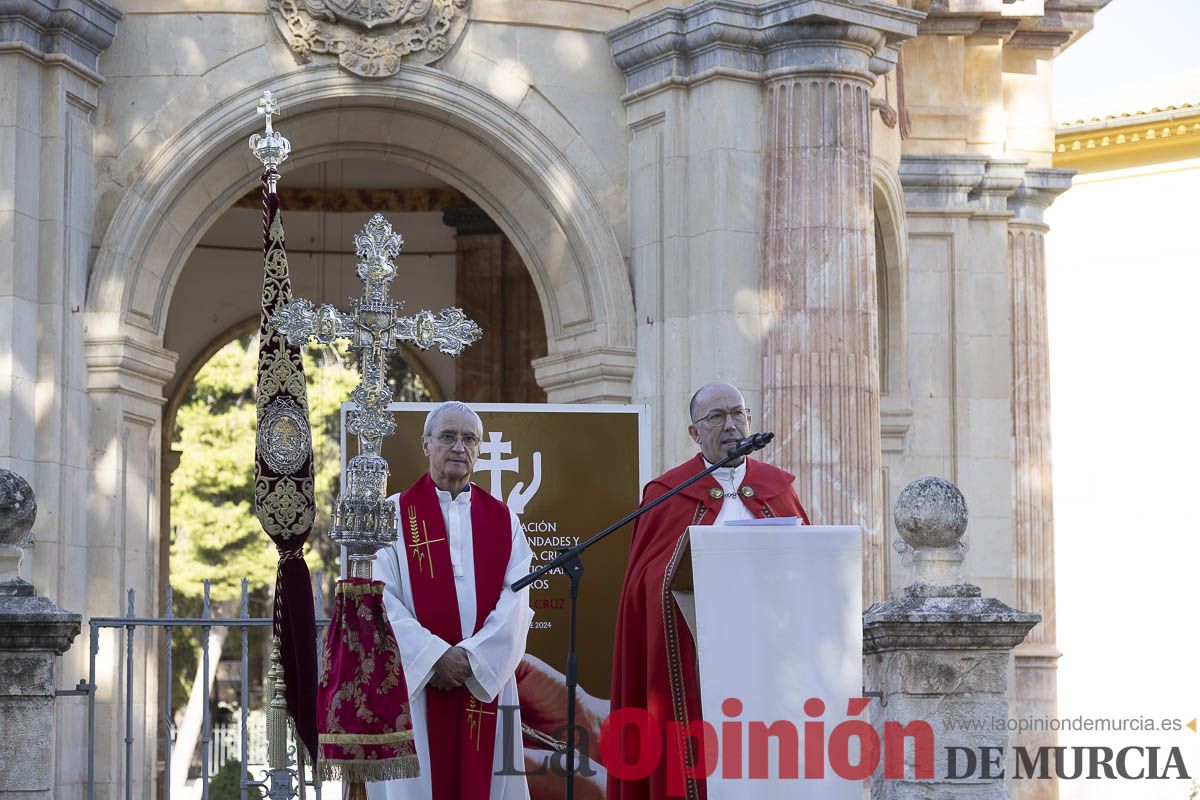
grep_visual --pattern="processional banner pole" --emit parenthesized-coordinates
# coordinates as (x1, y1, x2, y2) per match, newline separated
(265, 97, 484, 797)
(249, 89, 320, 798)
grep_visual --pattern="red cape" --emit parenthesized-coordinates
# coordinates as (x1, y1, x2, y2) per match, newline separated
(607, 455, 809, 800)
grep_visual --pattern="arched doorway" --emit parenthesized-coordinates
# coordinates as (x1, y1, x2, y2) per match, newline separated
(160, 157, 548, 408)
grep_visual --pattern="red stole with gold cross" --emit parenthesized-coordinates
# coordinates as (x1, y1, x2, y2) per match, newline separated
(399, 473, 512, 800)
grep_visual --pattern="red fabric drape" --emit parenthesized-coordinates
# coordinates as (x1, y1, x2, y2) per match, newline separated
(318, 579, 420, 781)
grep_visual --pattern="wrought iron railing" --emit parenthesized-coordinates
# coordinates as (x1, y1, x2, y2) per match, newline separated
(78, 578, 330, 800)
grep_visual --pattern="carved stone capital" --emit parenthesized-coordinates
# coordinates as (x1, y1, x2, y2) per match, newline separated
(918, 0, 1109, 52)
(863, 596, 1041, 652)
(976, 157, 1029, 212)
(0, 0, 121, 70)
(1008, 167, 1074, 225)
(0, 595, 81, 656)
(899, 154, 1036, 213)
(607, 0, 924, 96)
(84, 336, 179, 406)
(899, 153, 990, 209)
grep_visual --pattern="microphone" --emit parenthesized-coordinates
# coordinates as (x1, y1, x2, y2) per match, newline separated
(731, 431, 774, 456)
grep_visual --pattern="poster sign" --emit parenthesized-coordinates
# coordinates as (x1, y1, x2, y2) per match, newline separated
(342, 402, 648, 701)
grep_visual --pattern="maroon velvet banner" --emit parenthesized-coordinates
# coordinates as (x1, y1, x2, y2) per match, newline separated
(253, 173, 319, 759)
(318, 579, 419, 782)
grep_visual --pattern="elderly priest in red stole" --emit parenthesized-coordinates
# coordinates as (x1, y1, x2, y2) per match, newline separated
(608, 381, 811, 800)
(370, 400, 534, 800)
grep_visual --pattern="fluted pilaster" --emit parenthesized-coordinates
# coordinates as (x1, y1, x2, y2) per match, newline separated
(1008, 167, 1072, 800)
(609, 1, 922, 600)
(1008, 168, 1072, 651)
(761, 24, 886, 606)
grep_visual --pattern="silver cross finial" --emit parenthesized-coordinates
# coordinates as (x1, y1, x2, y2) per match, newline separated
(257, 90, 280, 135)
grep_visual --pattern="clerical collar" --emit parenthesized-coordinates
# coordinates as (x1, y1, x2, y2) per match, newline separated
(434, 483, 472, 504)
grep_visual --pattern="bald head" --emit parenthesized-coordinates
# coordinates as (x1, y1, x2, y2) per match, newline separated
(689, 381, 744, 423)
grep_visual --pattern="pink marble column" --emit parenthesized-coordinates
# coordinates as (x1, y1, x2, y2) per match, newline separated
(1008, 168, 1072, 800)
(761, 25, 888, 605)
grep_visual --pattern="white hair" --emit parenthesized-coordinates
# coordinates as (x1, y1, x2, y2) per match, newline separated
(422, 400, 484, 437)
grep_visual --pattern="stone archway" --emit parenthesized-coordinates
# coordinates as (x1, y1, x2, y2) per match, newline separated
(87, 65, 636, 400)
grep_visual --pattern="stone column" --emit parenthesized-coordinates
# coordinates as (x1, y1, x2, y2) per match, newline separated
(82, 335, 177, 800)
(864, 477, 1039, 799)
(0, 470, 81, 800)
(1007, 168, 1072, 798)
(896, 154, 1025, 606)
(608, 1, 921, 505)
(760, 13, 916, 607)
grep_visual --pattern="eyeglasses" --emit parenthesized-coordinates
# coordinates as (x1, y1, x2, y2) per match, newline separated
(428, 431, 480, 448)
(693, 407, 749, 427)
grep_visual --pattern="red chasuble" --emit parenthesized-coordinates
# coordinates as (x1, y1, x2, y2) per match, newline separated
(398, 474, 512, 800)
(607, 455, 809, 800)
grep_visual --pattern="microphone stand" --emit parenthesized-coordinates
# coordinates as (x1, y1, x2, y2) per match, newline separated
(510, 432, 775, 799)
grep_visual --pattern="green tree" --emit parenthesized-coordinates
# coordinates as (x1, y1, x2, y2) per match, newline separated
(208, 759, 263, 800)
(171, 335, 272, 603)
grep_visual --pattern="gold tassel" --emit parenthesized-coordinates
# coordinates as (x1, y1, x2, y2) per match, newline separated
(347, 782, 368, 800)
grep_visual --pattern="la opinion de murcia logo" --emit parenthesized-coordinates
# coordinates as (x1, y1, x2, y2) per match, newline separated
(270, 0, 471, 78)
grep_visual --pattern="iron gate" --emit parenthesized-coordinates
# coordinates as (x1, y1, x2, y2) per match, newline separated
(78, 578, 329, 800)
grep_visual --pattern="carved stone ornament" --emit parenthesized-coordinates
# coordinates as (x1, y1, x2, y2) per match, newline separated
(270, 0, 471, 77)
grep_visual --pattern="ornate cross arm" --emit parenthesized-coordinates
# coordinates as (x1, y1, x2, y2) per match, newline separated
(271, 299, 358, 347)
(271, 298, 482, 355)
(268, 215, 482, 358)
(398, 308, 482, 356)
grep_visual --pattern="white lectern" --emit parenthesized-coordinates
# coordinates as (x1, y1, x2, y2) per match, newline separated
(670, 524, 863, 799)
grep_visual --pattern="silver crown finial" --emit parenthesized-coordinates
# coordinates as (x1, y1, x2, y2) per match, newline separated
(250, 90, 291, 182)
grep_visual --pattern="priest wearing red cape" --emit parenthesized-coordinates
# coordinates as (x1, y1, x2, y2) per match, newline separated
(608, 381, 810, 800)
(370, 400, 533, 800)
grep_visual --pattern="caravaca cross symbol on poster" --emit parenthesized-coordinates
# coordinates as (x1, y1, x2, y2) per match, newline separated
(475, 431, 542, 516)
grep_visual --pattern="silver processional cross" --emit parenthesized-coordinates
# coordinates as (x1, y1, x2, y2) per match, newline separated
(271, 213, 482, 573)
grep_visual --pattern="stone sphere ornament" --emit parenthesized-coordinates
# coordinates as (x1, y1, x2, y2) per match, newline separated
(0, 469, 37, 546)
(894, 475, 967, 549)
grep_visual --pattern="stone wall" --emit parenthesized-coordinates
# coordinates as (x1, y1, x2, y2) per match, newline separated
(0, 0, 1110, 794)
